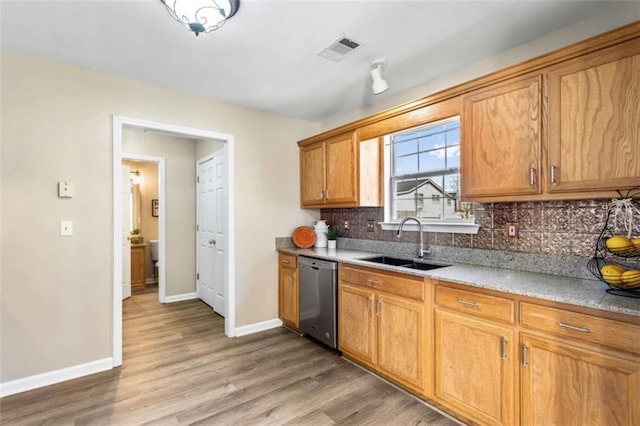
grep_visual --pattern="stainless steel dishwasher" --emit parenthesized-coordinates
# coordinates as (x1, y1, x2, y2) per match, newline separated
(298, 256, 338, 349)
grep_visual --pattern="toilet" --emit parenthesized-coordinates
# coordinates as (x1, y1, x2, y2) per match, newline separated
(149, 240, 159, 280)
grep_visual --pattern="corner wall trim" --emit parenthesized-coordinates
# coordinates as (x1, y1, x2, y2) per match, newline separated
(165, 292, 198, 303)
(0, 357, 113, 397)
(234, 319, 283, 337)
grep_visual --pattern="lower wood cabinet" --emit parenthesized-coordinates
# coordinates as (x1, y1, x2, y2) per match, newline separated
(434, 308, 515, 426)
(278, 252, 299, 330)
(338, 265, 427, 395)
(333, 264, 640, 426)
(131, 245, 146, 288)
(338, 283, 376, 365)
(519, 300, 640, 426)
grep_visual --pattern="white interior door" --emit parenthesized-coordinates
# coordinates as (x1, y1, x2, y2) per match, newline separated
(197, 150, 226, 315)
(121, 165, 132, 300)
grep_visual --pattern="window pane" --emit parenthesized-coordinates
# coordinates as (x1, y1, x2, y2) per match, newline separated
(389, 116, 474, 222)
(419, 149, 446, 172)
(395, 154, 418, 175)
(446, 144, 460, 168)
(419, 127, 446, 152)
(394, 139, 417, 157)
(446, 127, 460, 145)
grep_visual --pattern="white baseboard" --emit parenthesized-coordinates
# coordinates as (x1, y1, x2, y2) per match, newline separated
(0, 357, 113, 397)
(165, 292, 197, 303)
(234, 318, 283, 337)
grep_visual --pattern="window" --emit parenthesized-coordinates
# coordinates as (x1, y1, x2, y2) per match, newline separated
(387, 117, 475, 223)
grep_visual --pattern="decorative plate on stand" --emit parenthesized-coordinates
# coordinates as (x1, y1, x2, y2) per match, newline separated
(292, 226, 316, 249)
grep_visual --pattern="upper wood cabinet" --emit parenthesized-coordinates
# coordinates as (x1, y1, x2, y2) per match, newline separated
(461, 74, 543, 199)
(299, 131, 382, 208)
(298, 23, 639, 203)
(546, 39, 640, 193)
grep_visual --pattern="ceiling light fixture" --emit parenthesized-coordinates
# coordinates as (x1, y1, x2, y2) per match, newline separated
(370, 58, 389, 95)
(160, 0, 240, 36)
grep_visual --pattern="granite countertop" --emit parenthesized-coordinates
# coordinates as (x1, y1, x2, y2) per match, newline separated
(278, 247, 640, 318)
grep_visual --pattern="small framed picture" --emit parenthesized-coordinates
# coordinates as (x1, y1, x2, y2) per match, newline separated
(152, 199, 159, 217)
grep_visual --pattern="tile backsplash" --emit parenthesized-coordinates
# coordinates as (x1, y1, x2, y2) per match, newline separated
(320, 200, 638, 258)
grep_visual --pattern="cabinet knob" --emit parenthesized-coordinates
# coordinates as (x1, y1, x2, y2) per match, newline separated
(209, 239, 216, 245)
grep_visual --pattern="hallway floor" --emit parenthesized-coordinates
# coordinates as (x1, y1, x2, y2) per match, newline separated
(1, 291, 458, 425)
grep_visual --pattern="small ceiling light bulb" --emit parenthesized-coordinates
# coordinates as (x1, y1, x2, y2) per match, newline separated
(371, 58, 389, 95)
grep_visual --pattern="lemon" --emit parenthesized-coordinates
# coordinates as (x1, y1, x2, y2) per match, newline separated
(600, 265, 625, 286)
(621, 270, 640, 288)
(606, 236, 633, 253)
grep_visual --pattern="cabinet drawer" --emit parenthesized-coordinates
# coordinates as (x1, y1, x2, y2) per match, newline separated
(435, 285, 515, 324)
(339, 264, 424, 301)
(279, 253, 297, 269)
(520, 302, 640, 355)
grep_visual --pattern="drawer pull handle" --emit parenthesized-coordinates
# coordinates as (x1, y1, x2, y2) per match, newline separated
(559, 322, 590, 333)
(522, 344, 529, 366)
(501, 337, 508, 360)
(457, 299, 479, 308)
(367, 278, 381, 285)
(282, 260, 290, 265)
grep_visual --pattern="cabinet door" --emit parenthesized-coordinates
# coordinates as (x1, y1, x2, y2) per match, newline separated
(521, 333, 640, 426)
(547, 40, 640, 193)
(377, 293, 425, 393)
(278, 265, 299, 329)
(461, 74, 542, 199)
(338, 283, 376, 366)
(325, 133, 358, 205)
(300, 141, 325, 207)
(435, 309, 515, 426)
(131, 246, 146, 287)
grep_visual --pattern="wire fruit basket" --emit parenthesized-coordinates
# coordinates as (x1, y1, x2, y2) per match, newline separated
(587, 189, 640, 298)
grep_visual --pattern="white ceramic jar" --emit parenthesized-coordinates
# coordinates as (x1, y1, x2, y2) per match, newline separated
(314, 220, 328, 248)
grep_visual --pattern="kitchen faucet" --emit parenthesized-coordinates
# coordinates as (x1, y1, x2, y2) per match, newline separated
(396, 217, 429, 259)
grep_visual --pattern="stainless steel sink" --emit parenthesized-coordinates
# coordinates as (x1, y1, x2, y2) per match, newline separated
(358, 256, 450, 271)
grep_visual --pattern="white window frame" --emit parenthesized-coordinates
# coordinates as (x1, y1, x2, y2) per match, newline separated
(380, 117, 479, 235)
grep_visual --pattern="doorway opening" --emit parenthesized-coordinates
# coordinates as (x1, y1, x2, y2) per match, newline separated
(121, 155, 164, 302)
(112, 116, 236, 367)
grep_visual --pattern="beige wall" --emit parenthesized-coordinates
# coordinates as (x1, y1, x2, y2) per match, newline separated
(196, 139, 225, 160)
(321, 4, 640, 130)
(0, 52, 319, 383)
(123, 130, 199, 295)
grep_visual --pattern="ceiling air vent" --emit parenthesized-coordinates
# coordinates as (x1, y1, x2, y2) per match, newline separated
(318, 35, 360, 62)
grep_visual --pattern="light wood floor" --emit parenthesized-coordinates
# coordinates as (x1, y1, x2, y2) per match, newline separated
(1, 290, 459, 425)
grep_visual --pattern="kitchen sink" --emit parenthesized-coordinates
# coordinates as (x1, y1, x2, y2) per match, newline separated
(358, 256, 450, 271)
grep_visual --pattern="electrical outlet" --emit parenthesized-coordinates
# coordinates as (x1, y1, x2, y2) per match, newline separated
(343, 219, 349, 230)
(367, 220, 375, 232)
(506, 222, 519, 239)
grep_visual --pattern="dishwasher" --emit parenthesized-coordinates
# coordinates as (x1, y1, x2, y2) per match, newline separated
(298, 256, 338, 349)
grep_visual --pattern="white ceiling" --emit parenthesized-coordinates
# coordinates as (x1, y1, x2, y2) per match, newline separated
(0, 1, 628, 122)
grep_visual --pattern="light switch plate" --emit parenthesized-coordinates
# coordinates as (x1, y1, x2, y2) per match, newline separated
(60, 220, 73, 236)
(58, 181, 75, 198)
